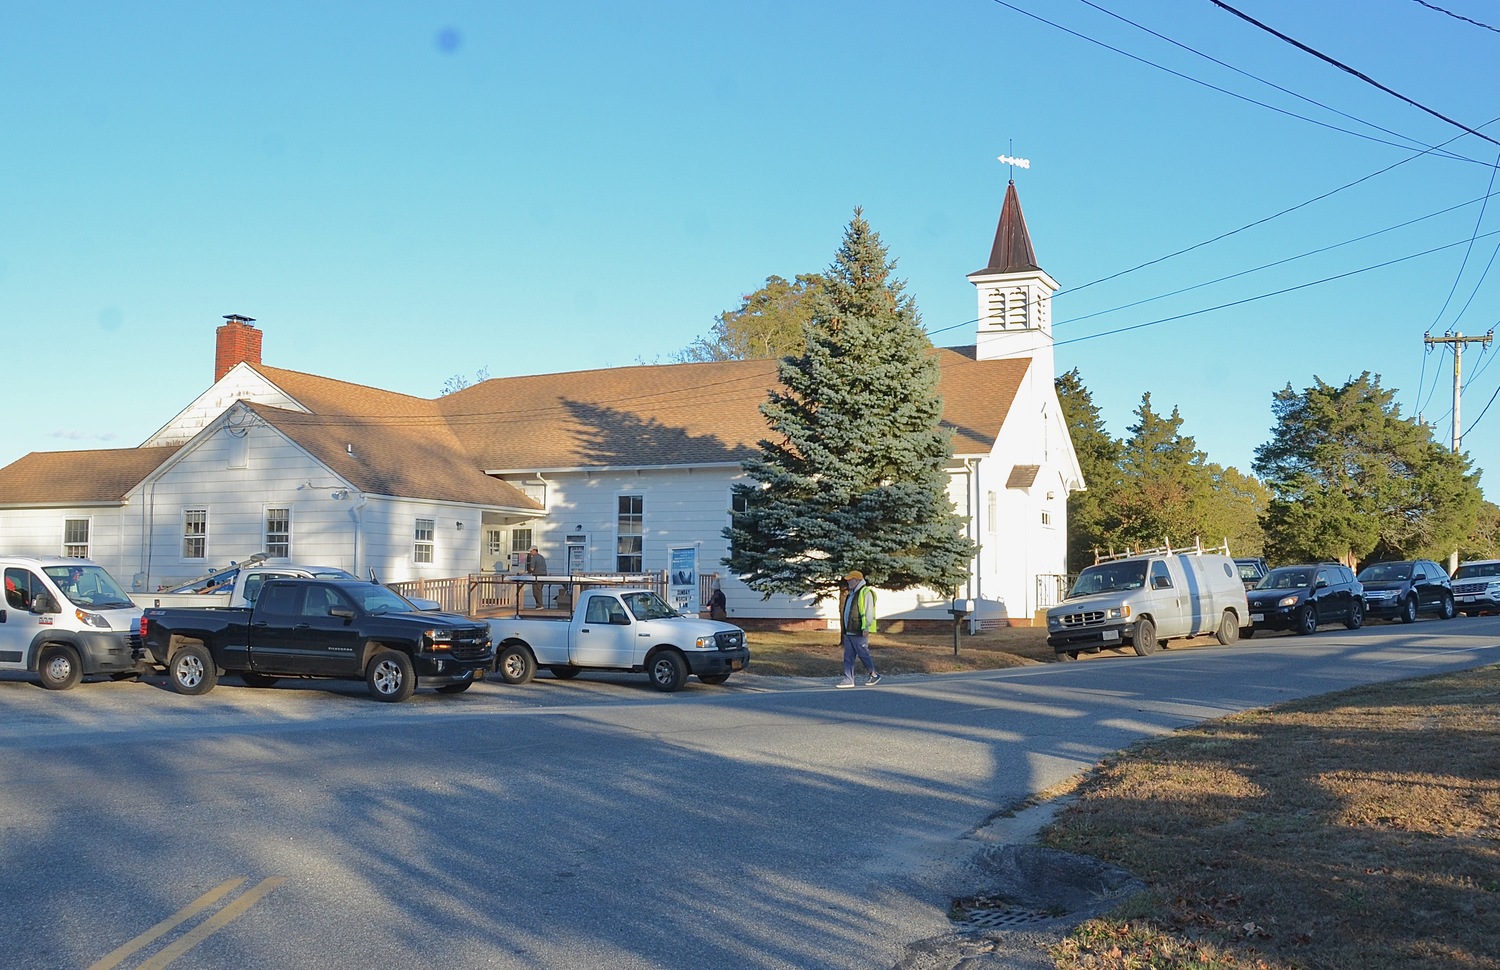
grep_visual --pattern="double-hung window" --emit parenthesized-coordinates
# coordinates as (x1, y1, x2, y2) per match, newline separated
(616, 495, 643, 572)
(265, 508, 291, 558)
(414, 518, 435, 564)
(183, 510, 207, 560)
(63, 518, 90, 558)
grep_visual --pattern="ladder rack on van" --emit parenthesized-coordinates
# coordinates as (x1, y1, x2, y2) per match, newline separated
(1093, 538, 1231, 564)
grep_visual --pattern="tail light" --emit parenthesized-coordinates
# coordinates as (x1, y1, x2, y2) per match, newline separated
(139, 616, 149, 639)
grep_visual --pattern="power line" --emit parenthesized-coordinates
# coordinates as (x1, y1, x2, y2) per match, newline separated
(987, 0, 1489, 162)
(1053, 230, 1500, 348)
(1408, 0, 1499, 33)
(1207, 0, 1499, 146)
(1055, 192, 1499, 328)
(1065, 121, 1499, 296)
(1074, 0, 1460, 153)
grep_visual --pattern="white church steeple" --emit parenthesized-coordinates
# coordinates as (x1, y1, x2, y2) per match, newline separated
(966, 180, 1059, 377)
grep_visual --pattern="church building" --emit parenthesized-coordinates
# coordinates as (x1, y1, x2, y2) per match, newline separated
(0, 181, 1083, 626)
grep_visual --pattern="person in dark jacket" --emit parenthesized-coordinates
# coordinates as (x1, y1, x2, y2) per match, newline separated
(526, 547, 548, 608)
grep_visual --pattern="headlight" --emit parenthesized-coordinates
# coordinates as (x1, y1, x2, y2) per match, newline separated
(1047, 616, 1061, 628)
(695, 635, 715, 649)
(75, 609, 110, 629)
(1105, 606, 1131, 620)
(1276, 595, 1300, 608)
(424, 629, 453, 650)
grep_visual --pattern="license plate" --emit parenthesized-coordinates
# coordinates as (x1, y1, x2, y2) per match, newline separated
(1461, 596, 1475, 602)
(730, 660, 742, 670)
(1251, 613, 1264, 622)
(1102, 630, 1119, 641)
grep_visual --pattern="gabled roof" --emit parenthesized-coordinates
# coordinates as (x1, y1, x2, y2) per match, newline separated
(439, 349, 1030, 469)
(242, 403, 541, 510)
(971, 180, 1041, 276)
(0, 446, 181, 505)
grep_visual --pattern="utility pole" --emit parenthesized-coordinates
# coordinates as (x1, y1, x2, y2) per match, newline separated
(1424, 330, 1494, 573)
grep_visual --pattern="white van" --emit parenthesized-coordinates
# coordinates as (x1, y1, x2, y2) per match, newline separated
(1, 557, 146, 689)
(1045, 543, 1250, 659)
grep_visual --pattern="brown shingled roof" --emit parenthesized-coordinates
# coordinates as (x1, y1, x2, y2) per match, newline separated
(973, 181, 1041, 275)
(243, 404, 540, 510)
(0, 446, 181, 505)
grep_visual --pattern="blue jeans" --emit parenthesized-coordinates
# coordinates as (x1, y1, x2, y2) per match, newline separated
(842, 633, 876, 681)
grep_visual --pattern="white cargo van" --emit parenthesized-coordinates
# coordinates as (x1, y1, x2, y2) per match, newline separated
(1, 557, 146, 689)
(1045, 543, 1250, 659)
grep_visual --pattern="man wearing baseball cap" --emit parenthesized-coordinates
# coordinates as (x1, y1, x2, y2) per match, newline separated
(836, 570, 880, 688)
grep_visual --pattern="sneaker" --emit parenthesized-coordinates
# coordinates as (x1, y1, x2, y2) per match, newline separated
(836, 679, 857, 689)
(866, 673, 882, 686)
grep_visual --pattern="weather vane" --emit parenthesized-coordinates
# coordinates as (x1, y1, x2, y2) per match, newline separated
(997, 145, 1031, 181)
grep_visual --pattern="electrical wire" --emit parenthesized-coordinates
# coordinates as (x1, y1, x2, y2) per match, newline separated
(1064, 120, 1499, 296)
(1075, 0, 1460, 154)
(1206, 0, 1499, 146)
(1055, 192, 1498, 328)
(987, 0, 1490, 163)
(1052, 229, 1500, 348)
(1409, 0, 1499, 32)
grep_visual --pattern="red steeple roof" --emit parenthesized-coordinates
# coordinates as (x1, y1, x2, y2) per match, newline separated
(976, 180, 1040, 275)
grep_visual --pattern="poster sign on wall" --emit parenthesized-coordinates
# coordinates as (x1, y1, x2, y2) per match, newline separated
(668, 546, 698, 610)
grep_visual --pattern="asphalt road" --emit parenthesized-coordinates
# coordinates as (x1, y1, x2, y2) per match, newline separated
(1, 618, 1495, 969)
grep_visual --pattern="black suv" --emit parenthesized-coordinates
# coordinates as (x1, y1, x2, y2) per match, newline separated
(1355, 559, 1455, 622)
(1245, 563, 1364, 636)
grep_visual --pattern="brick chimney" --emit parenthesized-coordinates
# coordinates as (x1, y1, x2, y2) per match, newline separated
(215, 314, 262, 382)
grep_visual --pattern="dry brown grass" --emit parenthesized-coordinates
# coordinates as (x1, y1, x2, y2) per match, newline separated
(739, 624, 1055, 677)
(1042, 665, 1500, 970)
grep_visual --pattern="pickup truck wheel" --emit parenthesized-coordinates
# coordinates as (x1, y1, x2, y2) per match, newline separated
(436, 680, 472, 694)
(366, 649, 415, 702)
(1130, 618, 1158, 656)
(547, 665, 581, 680)
(169, 644, 218, 696)
(496, 645, 536, 685)
(698, 673, 730, 685)
(1213, 611, 1240, 645)
(37, 644, 83, 691)
(646, 651, 687, 692)
(240, 672, 280, 688)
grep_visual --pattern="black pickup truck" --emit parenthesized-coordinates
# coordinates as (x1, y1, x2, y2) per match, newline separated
(140, 578, 492, 702)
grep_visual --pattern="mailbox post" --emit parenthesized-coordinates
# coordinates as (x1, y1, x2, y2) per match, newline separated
(948, 598, 974, 656)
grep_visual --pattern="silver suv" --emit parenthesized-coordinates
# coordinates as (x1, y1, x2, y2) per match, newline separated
(1451, 559, 1500, 616)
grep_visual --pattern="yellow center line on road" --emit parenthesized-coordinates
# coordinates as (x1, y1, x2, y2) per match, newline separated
(88, 878, 247, 970)
(134, 876, 286, 970)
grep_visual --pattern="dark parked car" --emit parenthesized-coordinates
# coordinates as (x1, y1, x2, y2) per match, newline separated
(1355, 559, 1454, 622)
(1234, 557, 1269, 591)
(1245, 563, 1363, 636)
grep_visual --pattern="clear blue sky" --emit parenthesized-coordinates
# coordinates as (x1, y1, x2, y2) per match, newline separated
(3, 1, 1496, 493)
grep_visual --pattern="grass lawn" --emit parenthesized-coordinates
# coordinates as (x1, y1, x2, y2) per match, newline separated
(741, 628, 1499, 968)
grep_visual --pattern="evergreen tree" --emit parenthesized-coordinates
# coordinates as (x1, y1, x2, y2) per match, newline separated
(1112, 393, 1219, 550)
(1253, 372, 1482, 565)
(1055, 368, 1122, 572)
(724, 210, 974, 601)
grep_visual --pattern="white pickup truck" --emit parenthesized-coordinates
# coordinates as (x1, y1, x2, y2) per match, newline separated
(130, 563, 361, 610)
(131, 563, 442, 612)
(488, 578, 750, 691)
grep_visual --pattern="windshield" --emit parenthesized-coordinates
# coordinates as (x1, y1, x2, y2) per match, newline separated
(1260, 567, 1312, 590)
(1357, 562, 1410, 583)
(354, 586, 421, 615)
(1453, 562, 1500, 580)
(622, 591, 679, 620)
(1069, 561, 1147, 597)
(43, 564, 135, 609)
(1237, 562, 1264, 581)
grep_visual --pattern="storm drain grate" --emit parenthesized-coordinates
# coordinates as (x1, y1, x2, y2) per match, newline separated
(949, 896, 1064, 931)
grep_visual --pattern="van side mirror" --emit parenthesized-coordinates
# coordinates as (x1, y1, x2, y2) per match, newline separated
(31, 594, 59, 615)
